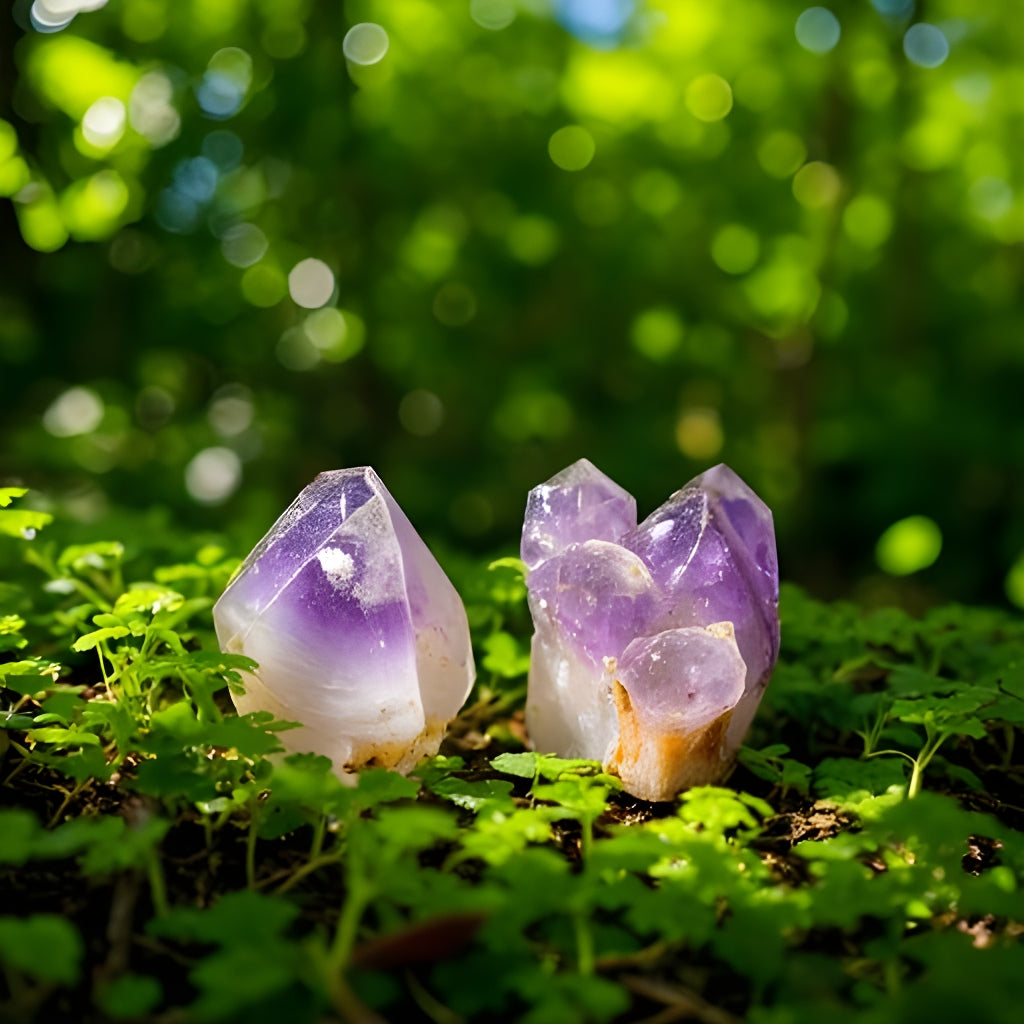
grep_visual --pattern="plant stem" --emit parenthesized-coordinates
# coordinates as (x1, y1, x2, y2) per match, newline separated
(246, 818, 259, 888)
(906, 725, 948, 799)
(573, 911, 595, 977)
(147, 853, 169, 916)
(311, 815, 327, 859)
(272, 851, 343, 895)
(330, 874, 372, 975)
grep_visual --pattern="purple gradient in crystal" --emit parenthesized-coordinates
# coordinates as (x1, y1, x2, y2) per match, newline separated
(521, 459, 637, 570)
(618, 626, 746, 731)
(528, 540, 659, 666)
(214, 467, 475, 774)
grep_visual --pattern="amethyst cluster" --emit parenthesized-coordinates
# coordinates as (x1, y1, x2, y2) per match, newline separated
(521, 460, 779, 801)
(214, 460, 778, 801)
(213, 468, 475, 775)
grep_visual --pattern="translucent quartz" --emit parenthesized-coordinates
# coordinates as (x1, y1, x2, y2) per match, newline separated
(522, 459, 779, 801)
(214, 468, 475, 775)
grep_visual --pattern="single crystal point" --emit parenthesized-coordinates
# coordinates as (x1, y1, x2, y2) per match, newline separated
(521, 458, 637, 570)
(522, 460, 779, 801)
(213, 468, 475, 775)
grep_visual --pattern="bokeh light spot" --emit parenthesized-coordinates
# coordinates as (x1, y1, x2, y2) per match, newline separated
(471, 0, 515, 31)
(795, 8, 841, 54)
(129, 72, 180, 147)
(276, 328, 320, 371)
(548, 125, 596, 171)
(494, 389, 573, 440)
(61, 169, 130, 240)
(398, 390, 445, 436)
(288, 258, 335, 308)
(1006, 554, 1024, 610)
(208, 385, 254, 437)
(343, 23, 389, 66)
(555, 0, 633, 47)
(792, 161, 841, 208)
(876, 515, 942, 575)
(135, 386, 174, 430)
(174, 156, 218, 203)
(630, 169, 681, 216)
(711, 224, 760, 274)
(631, 307, 683, 361)
(872, 0, 913, 15)
(903, 23, 949, 68)
(304, 308, 364, 362)
(0, 121, 17, 164)
(758, 132, 807, 178)
(507, 215, 559, 265)
(202, 130, 243, 170)
(43, 386, 104, 437)
(184, 447, 242, 505)
(15, 184, 68, 252)
(30, 0, 107, 33)
(241, 263, 287, 307)
(81, 96, 125, 149)
(685, 74, 733, 122)
(675, 407, 724, 459)
(0, 157, 30, 198)
(198, 48, 253, 120)
(155, 189, 199, 234)
(968, 177, 1013, 221)
(842, 194, 892, 247)
(220, 223, 268, 267)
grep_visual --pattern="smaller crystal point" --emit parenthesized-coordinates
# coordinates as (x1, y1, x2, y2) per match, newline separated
(521, 459, 779, 801)
(214, 468, 475, 775)
(608, 623, 747, 802)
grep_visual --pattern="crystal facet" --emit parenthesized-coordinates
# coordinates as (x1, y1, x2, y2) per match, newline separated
(214, 468, 475, 775)
(522, 459, 779, 801)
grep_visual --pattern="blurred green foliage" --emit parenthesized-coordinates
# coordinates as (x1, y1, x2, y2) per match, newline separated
(1, 0, 1023, 607)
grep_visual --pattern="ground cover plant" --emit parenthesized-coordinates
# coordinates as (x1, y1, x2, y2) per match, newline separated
(3, 491, 1024, 1023)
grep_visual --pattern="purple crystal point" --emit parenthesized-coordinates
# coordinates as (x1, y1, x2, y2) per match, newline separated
(522, 460, 779, 801)
(214, 468, 475, 775)
(521, 459, 637, 570)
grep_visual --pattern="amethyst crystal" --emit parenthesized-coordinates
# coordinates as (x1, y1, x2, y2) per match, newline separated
(213, 468, 475, 775)
(522, 459, 779, 801)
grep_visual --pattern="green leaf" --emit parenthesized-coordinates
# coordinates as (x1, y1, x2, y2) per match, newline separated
(72, 625, 130, 652)
(149, 890, 300, 946)
(99, 973, 163, 1019)
(31, 725, 102, 747)
(79, 816, 169, 875)
(429, 775, 516, 812)
(481, 630, 531, 678)
(678, 786, 773, 834)
(353, 767, 421, 807)
(490, 751, 604, 781)
(0, 488, 28, 507)
(0, 809, 40, 864)
(58, 541, 124, 572)
(0, 915, 83, 985)
(0, 508, 54, 538)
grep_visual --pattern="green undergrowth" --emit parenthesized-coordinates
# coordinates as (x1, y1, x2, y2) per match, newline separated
(2, 489, 1024, 1023)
